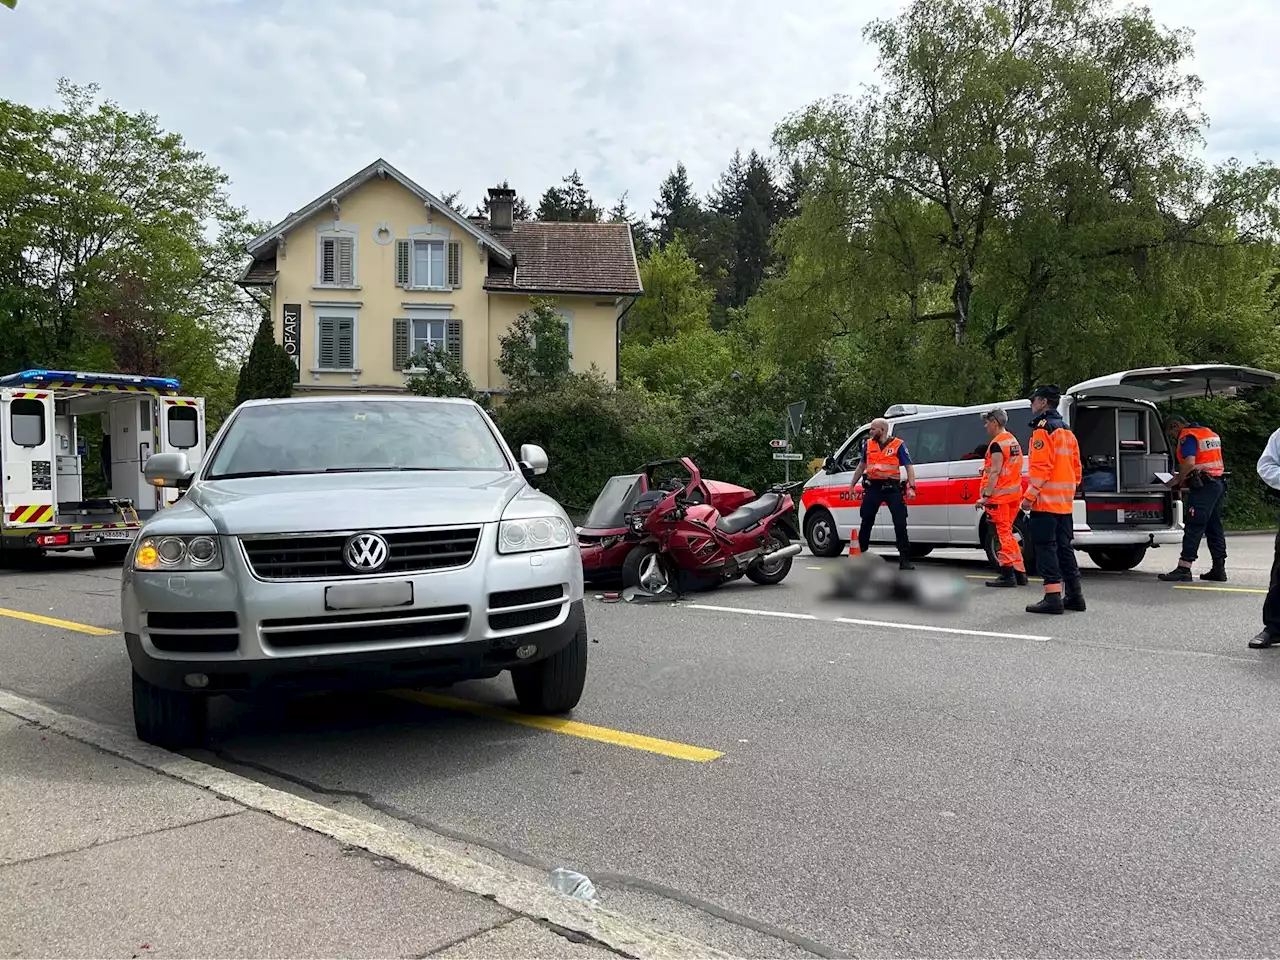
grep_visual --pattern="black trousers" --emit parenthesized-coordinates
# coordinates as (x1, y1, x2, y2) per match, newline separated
(1030, 510, 1079, 587)
(1180, 477, 1227, 565)
(859, 481, 911, 556)
(1264, 513, 1280, 634)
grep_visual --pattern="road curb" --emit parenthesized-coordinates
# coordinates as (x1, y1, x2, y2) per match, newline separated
(0, 689, 731, 960)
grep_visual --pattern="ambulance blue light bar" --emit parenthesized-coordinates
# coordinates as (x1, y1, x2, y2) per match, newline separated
(0, 369, 182, 391)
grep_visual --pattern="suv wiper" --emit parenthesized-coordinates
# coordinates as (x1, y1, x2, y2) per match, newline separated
(212, 469, 316, 479)
(323, 465, 446, 473)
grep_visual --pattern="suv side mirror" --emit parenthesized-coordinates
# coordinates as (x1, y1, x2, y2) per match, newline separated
(518, 443, 548, 478)
(144, 451, 194, 488)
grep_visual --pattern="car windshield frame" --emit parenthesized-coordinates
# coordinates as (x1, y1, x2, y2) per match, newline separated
(202, 399, 514, 480)
(581, 474, 646, 528)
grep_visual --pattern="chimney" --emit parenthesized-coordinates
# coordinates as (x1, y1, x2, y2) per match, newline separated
(487, 185, 516, 231)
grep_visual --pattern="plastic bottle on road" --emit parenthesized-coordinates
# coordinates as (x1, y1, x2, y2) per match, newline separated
(549, 867, 597, 901)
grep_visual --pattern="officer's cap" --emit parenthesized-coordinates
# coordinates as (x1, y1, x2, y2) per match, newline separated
(1028, 384, 1061, 403)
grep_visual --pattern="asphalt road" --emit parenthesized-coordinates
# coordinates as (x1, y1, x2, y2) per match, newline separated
(1, 537, 1278, 958)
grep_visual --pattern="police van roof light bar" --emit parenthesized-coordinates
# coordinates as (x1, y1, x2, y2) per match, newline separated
(0, 369, 182, 391)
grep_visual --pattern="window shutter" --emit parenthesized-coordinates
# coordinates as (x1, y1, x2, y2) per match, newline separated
(395, 240, 411, 287)
(393, 318, 411, 370)
(336, 318, 354, 369)
(321, 238, 336, 284)
(336, 237, 354, 285)
(446, 319, 463, 363)
(317, 317, 337, 368)
(447, 241, 462, 288)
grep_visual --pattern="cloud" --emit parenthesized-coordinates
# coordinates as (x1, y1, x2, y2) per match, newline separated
(1, 0, 1276, 228)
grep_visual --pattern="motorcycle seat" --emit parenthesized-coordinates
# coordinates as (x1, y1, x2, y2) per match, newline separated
(715, 493, 782, 534)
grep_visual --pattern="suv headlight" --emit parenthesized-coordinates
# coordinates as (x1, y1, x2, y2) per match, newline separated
(133, 535, 224, 571)
(498, 516, 572, 554)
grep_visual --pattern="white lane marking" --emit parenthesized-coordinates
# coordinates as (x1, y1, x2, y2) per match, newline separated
(0, 690, 728, 960)
(685, 603, 1052, 642)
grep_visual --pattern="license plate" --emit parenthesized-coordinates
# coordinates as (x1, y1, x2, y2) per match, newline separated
(1125, 509, 1162, 523)
(325, 580, 414, 611)
(74, 529, 136, 543)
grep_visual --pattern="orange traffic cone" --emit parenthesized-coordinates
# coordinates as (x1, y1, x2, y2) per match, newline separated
(847, 540, 861, 557)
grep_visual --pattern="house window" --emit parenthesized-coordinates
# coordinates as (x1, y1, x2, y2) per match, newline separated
(316, 313, 356, 370)
(318, 234, 356, 286)
(413, 239, 446, 288)
(412, 318, 447, 362)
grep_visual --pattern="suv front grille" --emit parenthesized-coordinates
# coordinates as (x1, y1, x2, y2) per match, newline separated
(146, 610, 240, 653)
(259, 605, 470, 649)
(241, 527, 481, 580)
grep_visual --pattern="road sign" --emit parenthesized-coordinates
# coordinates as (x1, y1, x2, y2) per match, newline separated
(769, 439, 788, 449)
(786, 401, 806, 437)
(773, 452, 803, 461)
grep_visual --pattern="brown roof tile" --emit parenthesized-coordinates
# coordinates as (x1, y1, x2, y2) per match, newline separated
(482, 221, 642, 296)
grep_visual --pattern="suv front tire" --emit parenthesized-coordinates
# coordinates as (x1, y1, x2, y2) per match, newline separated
(510, 615, 588, 715)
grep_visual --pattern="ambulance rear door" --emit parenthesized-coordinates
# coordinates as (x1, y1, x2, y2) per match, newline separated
(1, 388, 56, 528)
(155, 397, 206, 507)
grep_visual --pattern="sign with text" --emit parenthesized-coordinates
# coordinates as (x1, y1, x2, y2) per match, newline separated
(282, 303, 302, 381)
(769, 439, 788, 449)
(773, 452, 803, 461)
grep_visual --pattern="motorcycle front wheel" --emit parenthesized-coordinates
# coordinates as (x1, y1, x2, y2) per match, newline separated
(747, 528, 794, 586)
(622, 543, 677, 598)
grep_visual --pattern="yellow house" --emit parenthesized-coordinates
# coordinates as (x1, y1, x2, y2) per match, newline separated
(236, 158, 642, 395)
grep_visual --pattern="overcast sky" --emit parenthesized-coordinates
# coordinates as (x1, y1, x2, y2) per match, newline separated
(2, 0, 1277, 227)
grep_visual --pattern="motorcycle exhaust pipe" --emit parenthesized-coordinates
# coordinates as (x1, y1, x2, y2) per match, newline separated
(762, 543, 803, 561)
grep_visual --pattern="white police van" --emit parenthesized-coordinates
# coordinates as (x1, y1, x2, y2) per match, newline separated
(799, 365, 1279, 572)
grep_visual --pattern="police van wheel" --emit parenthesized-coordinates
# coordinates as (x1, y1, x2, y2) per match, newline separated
(804, 509, 844, 558)
(1086, 545, 1147, 572)
(982, 517, 1038, 576)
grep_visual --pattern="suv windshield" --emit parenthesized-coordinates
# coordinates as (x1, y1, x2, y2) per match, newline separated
(206, 401, 510, 478)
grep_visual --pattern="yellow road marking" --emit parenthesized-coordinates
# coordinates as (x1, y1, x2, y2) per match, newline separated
(805, 565, 825, 570)
(1172, 584, 1268, 595)
(390, 690, 723, 763)
(0, 606, 116, 636)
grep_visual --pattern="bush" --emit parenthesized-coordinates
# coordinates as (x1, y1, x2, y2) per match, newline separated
(492, 373, 682, 512)
(405, 344, 486, 406)
(235, 314, 296, 406)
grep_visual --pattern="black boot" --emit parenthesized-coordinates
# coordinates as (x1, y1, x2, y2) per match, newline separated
(1199, 563, 1227, 582)
(898, 558, 915, 571)
(985, 567, 1017, 588)
(1064, 579, 1086, 612)
(1158, 566, 1192, 582)
(1015, 570, 1028, 586)
(1026, 592, 1065, 615)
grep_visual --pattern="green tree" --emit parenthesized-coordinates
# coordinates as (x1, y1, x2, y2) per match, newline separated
(771, 0, 1280, 397)
(234, 312, 297, 406)
(536, 170, 603, 223)
(622, 235, 713, 346)
(0, 80, 257, 413)
(651, 162, 704, 250)
(608, 191, 653, 256)
(405, 343, 484, 404)
(496, 297, 573, 394)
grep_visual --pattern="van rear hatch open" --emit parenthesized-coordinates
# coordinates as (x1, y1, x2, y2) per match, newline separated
(1066, 364, 1280, 531)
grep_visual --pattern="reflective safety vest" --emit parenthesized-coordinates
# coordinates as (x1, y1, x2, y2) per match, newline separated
(982, 430, 1024, 504)
(1177, 426, 1225, 477)
(1026, 423, 1081, 514)
(864, 437, 906, 481)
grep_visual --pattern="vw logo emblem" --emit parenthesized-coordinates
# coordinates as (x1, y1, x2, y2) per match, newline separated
(343, 532, 389, 572)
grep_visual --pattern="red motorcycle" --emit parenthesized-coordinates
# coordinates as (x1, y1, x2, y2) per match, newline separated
(620, 457, 803, 597)
(578, 458, 758, 585)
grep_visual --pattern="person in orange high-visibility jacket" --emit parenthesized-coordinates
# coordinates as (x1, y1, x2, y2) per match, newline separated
(975, 407, 1027, 589)
(847, 417, 918, 570)
(1158, 415, 1228, 583)
(1021, 385, 1084, 615)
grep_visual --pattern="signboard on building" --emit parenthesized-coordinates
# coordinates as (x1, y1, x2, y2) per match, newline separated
(282, 303, 302, 381)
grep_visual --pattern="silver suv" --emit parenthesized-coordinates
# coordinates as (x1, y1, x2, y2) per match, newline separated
(121, 395, 587, 749)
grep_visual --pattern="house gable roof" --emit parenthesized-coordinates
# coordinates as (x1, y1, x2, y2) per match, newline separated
(244, 158, 514, 263)
(482, 220, 642, 296)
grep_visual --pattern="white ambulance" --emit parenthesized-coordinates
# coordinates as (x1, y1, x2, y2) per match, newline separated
(799, 365, 1280, 573)
(0, 370, 207, 562)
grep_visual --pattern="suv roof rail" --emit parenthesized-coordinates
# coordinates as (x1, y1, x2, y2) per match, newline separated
(883, 403, 962, 418)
